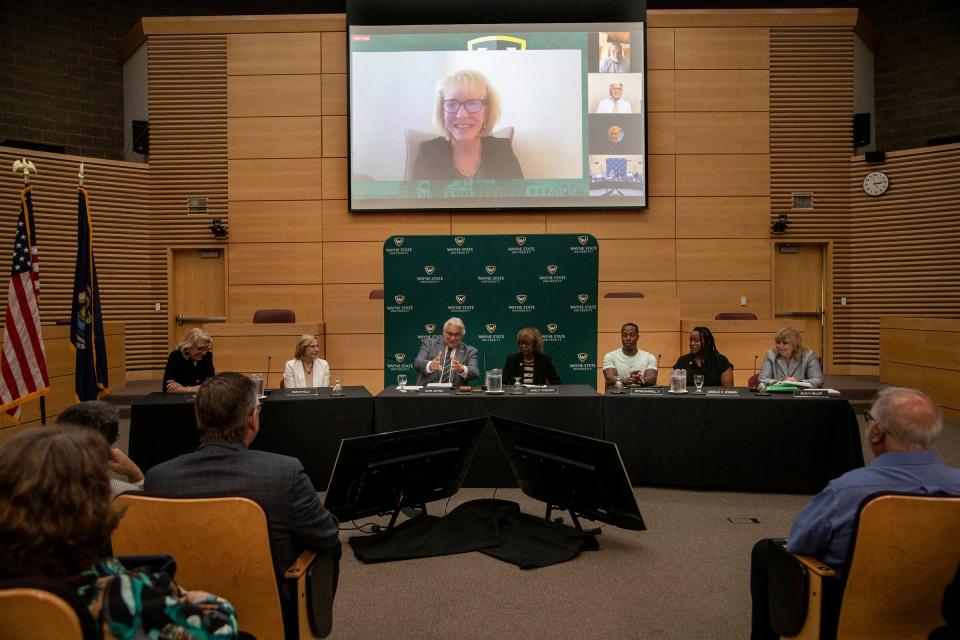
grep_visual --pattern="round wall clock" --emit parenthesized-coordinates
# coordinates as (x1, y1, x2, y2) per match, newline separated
(862, 171, 890, 196)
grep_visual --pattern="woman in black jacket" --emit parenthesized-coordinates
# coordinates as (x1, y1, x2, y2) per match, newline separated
(502, 327, 561, 386)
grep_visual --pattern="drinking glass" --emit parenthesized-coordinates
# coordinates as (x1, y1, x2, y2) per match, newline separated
(397, 374, 407, 391)
(694, 374, 704, 392)
(513, 377, 523, 392)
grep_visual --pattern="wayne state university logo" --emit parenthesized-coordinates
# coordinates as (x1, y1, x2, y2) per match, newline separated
(454, 236, 466, 246)
(424, 265, 436, 275)
(577, 353, 589, 363)
(515, 236, 527, 246)
(578, 235, 589, 245)
(393, 237, 404, 247)
(425, 323, 436, 334)
(394, 353, 406, 363)
(547, 323, 558, 333)
(516, 294, 528, 304)
(577, 294, 589, 304)
(394, 294, 406, 305)
(485, 265, 496, 275)
(455, 294, 467, 304)
(547, 264, 559, 275)
(485, 323, 497, 333)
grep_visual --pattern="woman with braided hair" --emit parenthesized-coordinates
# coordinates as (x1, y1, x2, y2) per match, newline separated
(672, 325, 734, 388)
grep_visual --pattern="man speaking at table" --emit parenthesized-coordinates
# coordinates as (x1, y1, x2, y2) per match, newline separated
(414, 317, 479, 387)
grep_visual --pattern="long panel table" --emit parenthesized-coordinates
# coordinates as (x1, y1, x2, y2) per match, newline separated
(603, 388, 864, 493)
(374, 385, 603, 487)
(128, 387, 374, 490)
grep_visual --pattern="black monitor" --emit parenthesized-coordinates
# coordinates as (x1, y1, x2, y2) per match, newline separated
(324, 417, 485, 526)
(490, 415, 646, 531)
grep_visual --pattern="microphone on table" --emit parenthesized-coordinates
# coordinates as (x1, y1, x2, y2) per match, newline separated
(264, 356, 272, 395)
(750, 354, 760, 392)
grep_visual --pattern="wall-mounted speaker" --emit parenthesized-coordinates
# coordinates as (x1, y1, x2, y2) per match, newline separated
(864, 150, 886, 163)
(132, 120, 149, 155)
(853, 113, 870, 148)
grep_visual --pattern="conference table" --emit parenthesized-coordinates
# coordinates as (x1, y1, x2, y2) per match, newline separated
(374, 385, 604, 487)
(603, 388, 864, 493)
(128, 387, 374, 490)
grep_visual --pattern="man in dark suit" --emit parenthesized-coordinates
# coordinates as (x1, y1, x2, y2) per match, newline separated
(145, 372, 340, 636)
(414, 316, 479, 387)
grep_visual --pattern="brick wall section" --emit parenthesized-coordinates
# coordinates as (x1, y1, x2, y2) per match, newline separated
(1, 1, 958, 157)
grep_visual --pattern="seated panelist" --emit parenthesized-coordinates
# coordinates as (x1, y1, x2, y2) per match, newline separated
(163, 327, 214, 393)
(603, 322, 658, 388)
(414, 317, 478, 387)
(758, 326, 824, 388)
(502, 327, 561, 386)
(672, 326, 734, 387)
(283, 334, 330, 388)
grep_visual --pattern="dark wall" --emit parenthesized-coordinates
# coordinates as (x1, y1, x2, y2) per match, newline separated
(1, 0, 957, 159)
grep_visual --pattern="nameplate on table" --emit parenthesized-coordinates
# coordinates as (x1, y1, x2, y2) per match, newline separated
(631, 387, 663, 395)
(287, 388, 319, 397)
(794, 389, 831, 398)
(706, 389, 740, 397)
(524, 387, 558, 395)
(420, 388, 450, 394)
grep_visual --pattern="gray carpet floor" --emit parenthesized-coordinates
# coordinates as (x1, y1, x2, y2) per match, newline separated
(113, 392, 960, 639)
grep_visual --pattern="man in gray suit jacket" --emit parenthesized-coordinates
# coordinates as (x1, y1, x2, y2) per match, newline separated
(145, 372, 340, 636)
(414, 316, 479, 387)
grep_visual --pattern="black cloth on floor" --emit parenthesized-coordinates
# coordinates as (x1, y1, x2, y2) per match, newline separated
(349, 499, 598, 568)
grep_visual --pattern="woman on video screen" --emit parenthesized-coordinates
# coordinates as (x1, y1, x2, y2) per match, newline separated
(410, 70, 524, 181)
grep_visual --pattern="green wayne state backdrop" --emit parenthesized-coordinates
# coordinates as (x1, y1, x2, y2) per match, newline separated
(383, 234, 599, 388)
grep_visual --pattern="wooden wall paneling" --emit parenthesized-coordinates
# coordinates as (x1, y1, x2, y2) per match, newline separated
(322, 241, 383, 283)
(676, 281, 772, 320)
(321, 159, 348, 199)
(674, 113, 769, 154)
(321, 74, 347, 115)
(343, 370, 385, 394)
(320, 199, 449, 242)
(676, 155, 770, 196)
(878, 362, 925, 391)
(647, 28, 675, 70)
(676, 197, 770, 239)
(598, 239, 677, 282)
(325, 334, 383, 373)
(647, 9, 859, 29)
(676, 239, 771, 280)
(322, 284, 384, 334)
(925, 369, 960, 411)
(450, 213, 547, 235)
(321, 31, 346, 73)
(675, 27, 769, 69)
(227, 75, 324, 117)
(228, 285, 324, 324)
(546, 197, 676, 238)
(322, 115, 348, 157)
(228, 159, 325, 201)
(599, 297, 680, 333)
(647, 154, 677, 197)
(227, 33, 323, 75)
(229, 243, 323, 285)
(229, 200, 323, 244)
(646, 70, 676, 112)
(675, 70, 769, 111)
(228, 116, 324, 159)
(647, 113, 676, 155)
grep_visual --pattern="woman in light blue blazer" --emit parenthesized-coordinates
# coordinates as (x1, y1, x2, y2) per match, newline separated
(758, 326, 824, 388)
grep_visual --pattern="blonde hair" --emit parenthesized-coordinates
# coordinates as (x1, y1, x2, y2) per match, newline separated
(177, 327, 212, 356)
(294, 334, 319, 360)
(432, 70, 502, 139)
(774, 326, 808, 356)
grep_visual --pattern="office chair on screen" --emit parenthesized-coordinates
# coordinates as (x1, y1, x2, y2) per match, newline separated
(770, 492, 960, 640)
(111, 495, 335, 640)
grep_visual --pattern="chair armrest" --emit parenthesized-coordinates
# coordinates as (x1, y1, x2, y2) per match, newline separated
(793, 555, 836, 578)
(283, 550, 317, 580)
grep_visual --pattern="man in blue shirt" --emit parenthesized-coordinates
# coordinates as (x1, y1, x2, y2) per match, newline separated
(751, 387, 960, 639)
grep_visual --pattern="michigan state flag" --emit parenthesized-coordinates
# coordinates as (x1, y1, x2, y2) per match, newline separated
(70, 187, 108, 400)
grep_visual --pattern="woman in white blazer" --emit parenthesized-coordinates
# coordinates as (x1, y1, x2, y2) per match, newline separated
(283, 334, 330, 388)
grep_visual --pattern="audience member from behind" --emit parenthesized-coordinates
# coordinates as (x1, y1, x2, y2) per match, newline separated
(672, 326, 734, 388)
(0, 427, 238, 638)
(502, 327, 561, 386)
(750, 387, 960, 639)
(57, 400, 143, 498)
(758, 326, 823, 388)
(603, 322, 658, 388)
(409, 69, 523, 180)
(283, 334, 330, 388)
(145, 372, 341, 636)
(163, 327, 215, 393)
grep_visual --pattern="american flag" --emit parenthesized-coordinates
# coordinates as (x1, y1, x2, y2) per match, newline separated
(0, 186, 49, 420)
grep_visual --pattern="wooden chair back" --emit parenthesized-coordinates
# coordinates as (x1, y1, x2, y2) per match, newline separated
(837, 493, 960, 640)
(112, 494, 285, 640)
(0, 587, 84, 640)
